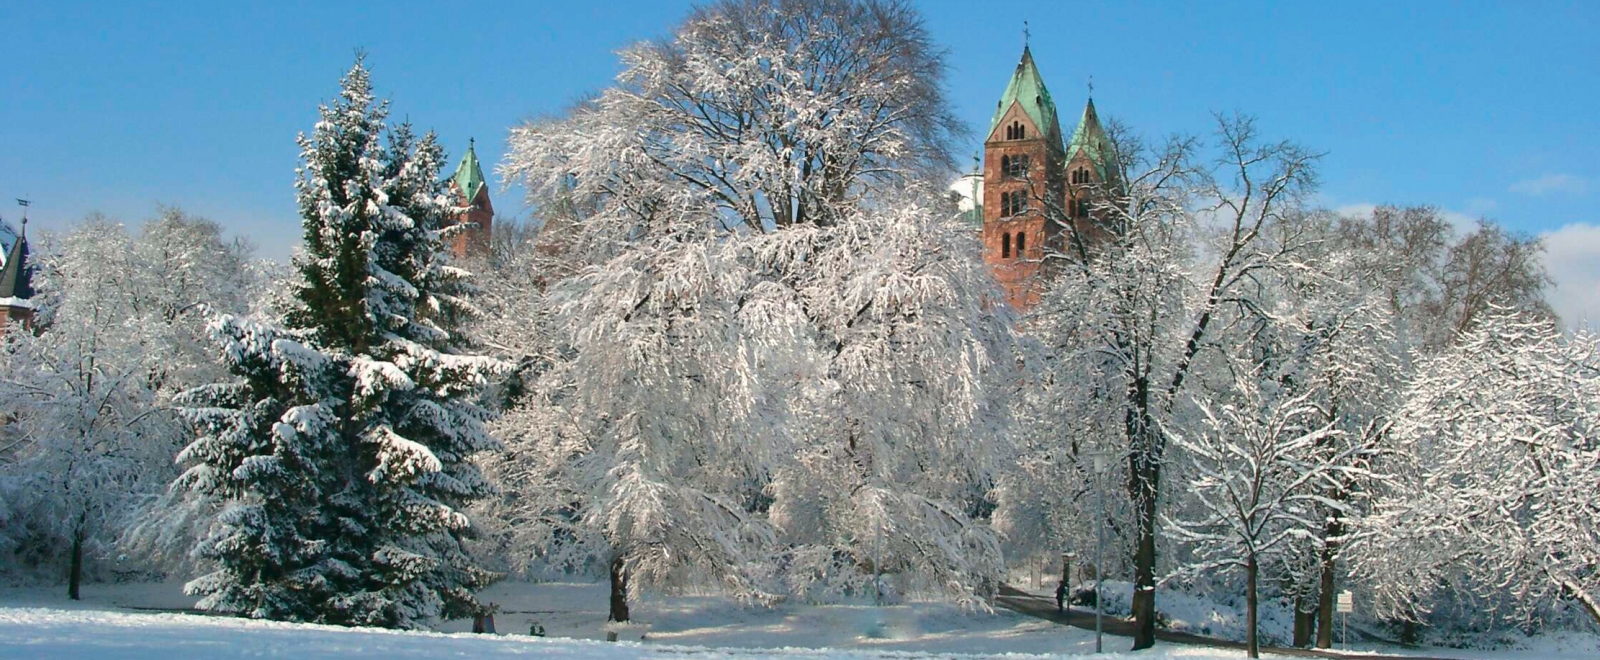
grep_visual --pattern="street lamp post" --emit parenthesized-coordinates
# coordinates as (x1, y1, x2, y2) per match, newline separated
(1091, 451, 1108, 654)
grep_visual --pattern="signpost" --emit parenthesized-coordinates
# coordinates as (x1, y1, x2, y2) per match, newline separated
(1336, 590, 1354, 650)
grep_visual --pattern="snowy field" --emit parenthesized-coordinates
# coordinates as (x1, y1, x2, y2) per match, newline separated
(2, 581, 1598, 659)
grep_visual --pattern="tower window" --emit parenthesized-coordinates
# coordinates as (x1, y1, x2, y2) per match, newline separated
(1015, 231, 1026, 258)
(1005, 154, 1029, 178)
(1002, 232, 1012, 258)
(1005, 121, 1026, 140)
(1001, 190, 1028, 217)
(1071, 197, 1090, 219)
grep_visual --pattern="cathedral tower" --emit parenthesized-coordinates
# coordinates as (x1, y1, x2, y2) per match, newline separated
(982, 46, 1066, 310)
(447, 139, 494, 259)
(1064, 97, 1117, 244)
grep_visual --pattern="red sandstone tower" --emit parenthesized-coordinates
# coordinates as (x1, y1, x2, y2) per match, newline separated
(980, 47, 1118, 311)
(447, 139, 494, 259)
(982, 46, 1065, 310)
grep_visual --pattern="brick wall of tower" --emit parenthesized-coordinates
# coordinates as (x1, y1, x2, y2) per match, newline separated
(982, 104, 1064, 310)
(0, 306, 32, 334)
(1064, 150, 1112, 248)
(448, 185, 494, 260)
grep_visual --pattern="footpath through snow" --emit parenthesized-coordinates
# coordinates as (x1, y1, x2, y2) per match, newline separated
(0, 606, 1272, 660)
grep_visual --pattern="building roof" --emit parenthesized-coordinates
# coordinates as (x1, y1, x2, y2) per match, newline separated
(1066, 98, 1114, 180)
(988, 47, 1062, 144)
(453, 139, 487, 204)
(0, 230, 33, 308)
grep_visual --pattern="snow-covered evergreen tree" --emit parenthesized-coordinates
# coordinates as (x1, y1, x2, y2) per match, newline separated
(177, 58, 505, 629)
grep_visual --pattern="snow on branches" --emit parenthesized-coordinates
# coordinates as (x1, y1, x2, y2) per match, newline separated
(176, 58, 506, 629)
(1355, 310, 1600, 630)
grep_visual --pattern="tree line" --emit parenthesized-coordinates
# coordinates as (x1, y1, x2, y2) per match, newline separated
(0, 1, 1589, 656)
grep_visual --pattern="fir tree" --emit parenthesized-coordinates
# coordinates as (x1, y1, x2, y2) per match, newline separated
(177, 57, 504, 629)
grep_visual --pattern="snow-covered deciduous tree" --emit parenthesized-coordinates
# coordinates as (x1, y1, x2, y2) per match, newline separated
(1166, 370, 1357, 658)
(1332, 206, 1552, 353)
(177, 58, 505, 629)
(0, 211, 259, 598)
(1022, 114, 1321, 650)
(496, 0, 1015, 617)
(1354, 310, 1600, 631)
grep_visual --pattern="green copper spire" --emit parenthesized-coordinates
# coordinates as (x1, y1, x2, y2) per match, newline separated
(988, 46, 1062, 144)
(1067, 98, 1114, 180)
(453, 138, 487, 204)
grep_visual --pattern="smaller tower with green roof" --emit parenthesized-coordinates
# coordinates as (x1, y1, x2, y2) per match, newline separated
(1063, 97, 1118, 242)
(447, 138, 494, 259)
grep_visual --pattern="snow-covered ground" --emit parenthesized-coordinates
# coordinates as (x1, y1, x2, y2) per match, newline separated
(2, 580, 1598, 659)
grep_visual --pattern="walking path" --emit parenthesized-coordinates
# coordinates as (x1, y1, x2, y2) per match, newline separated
(994, 584, 1460, 660)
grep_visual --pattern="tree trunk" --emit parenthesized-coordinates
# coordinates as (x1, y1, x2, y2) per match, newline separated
(1129, 398, 1161, 651)
(1316, 531, 1338, 648)
(1246, 554, 1260, 659)
(608, 555, 630, 623)
(1293, 595, 1316, 647)
(68, 527, 85, 601)
(1131, 505, 1157, 650)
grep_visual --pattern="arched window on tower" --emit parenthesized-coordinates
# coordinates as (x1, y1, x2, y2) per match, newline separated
(1015, 231, 1026, 258)
(1001, 190, 1028, 217)
(1001, 232, 1012, 259)
(1001, 155, 1010, 173)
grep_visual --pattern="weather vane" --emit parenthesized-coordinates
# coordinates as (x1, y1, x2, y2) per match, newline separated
(1088, 74, 1094, 99)
(15, 199, 29, 232)
(1023, 21, 1030, 48)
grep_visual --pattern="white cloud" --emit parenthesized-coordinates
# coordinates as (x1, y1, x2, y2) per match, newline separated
(1510, 173, 1590, 197)
(1541, 222, 1600, 331)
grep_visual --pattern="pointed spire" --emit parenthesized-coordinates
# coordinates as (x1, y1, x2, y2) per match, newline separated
(452, 139, 487, 204)
(988, 45, 1062, 145)
(1067, 97, 1114, 180)
(0, 225, 33, 307)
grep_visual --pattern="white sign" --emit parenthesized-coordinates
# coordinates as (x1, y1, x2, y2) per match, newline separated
(1336, 590, 1354, 614)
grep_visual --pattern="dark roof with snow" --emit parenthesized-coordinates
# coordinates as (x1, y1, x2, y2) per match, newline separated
(0, 232, 34, 303)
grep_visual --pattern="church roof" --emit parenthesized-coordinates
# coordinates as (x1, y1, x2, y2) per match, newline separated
(1067, 98, 1114, 180)
(453, 139, 487, 204)
(0, 230, 34, 307)
(988, 47, 1061, 143)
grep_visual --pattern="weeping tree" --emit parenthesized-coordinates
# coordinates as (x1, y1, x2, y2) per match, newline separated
(497, 0, 1016, 618)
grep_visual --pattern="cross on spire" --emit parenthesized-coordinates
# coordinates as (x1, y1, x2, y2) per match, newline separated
(1088, 74, 1094, 99)
(1023, 20, 1030, 48)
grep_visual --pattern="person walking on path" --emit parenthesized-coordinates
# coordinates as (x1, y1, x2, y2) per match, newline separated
(1055, 580, 1067, 614)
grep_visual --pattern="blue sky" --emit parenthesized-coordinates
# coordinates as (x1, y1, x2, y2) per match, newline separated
(3, 1, 1597, 321)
